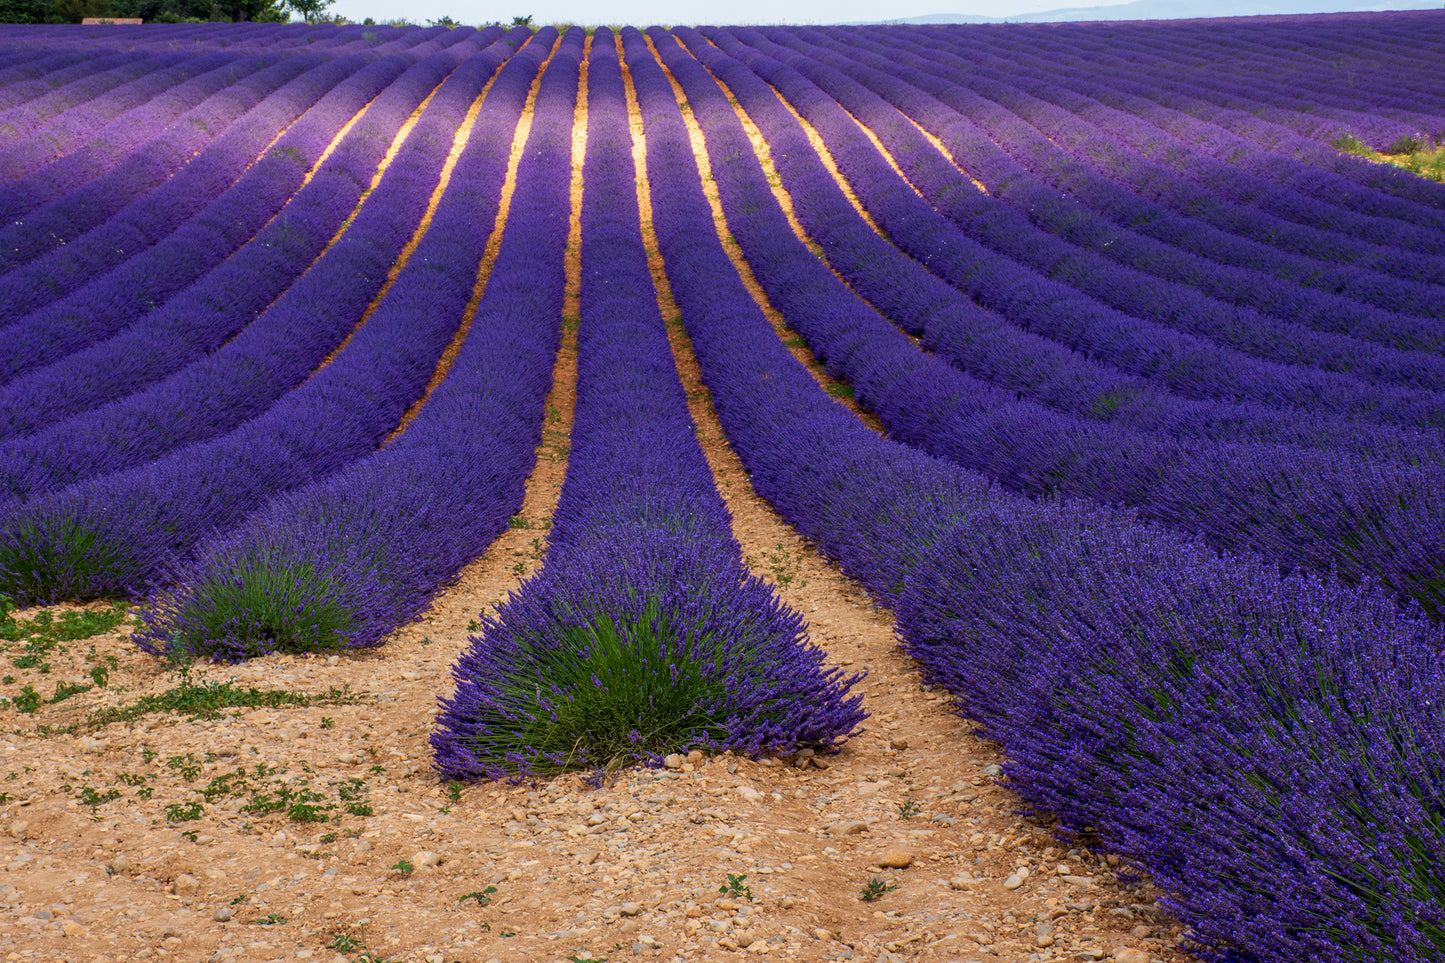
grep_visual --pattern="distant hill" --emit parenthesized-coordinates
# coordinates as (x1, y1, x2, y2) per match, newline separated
(866, 0, 1441, 24)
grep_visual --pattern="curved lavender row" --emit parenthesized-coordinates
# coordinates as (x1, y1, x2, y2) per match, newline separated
(899, 20, 1445, 216)
(924, 29, 1445, 227)
(0, 52, 313, 228)
(979, 62, 1445, 292)
(0, 50, 146, 112)
(0, 23, 425, 224)
(662, 28, 1445, 617)
(0, 41, 519, 506)
(0, 51, 193, 152)
(1049, 22, 1445, 154)
(0, 52, 91, 105)
(726, 35, 1445, 389)
(625, 28, 1445, 963)
(0, 26, 449, 276)
(765, 29, 1445, 336)
(855, 25, 1445, 246)
(1045, 22, 1445, 152)
(0, 49, 424, 391)
(134, 31, 565, 663)
(0, 51, 256, 182)
(0, 42, 482, 442)
(0, 32, 556, 607)
(853, 25, 1445, 265)
(0, 52, 335, 288)
(1117, 23, 1445, 135)
(433, 30, 861, 782)
(692, 37, 1445, 433)
(690, 30, 1445, 467)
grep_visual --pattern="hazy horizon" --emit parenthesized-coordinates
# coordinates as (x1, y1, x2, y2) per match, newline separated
(325, 0, 1438, 27)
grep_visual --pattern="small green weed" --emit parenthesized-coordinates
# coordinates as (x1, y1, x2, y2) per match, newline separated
(253, 913, 287, 925)
(859, 877, 896, 902)
(167, 753, 204, 781)
(719, 872, 753, 901)
(87, 674, 355, 728)
(391, 858, 414, 876)
(330, 931, 364, 952)
(165, 801, 204, 822)
(458, 885, 498, 906)
(898, 797, 922, 819)
(77, 785, 121, 812)
(9, 685, 41, 714)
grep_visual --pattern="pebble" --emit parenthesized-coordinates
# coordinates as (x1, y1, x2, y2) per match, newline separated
(737, 786, 764, 802)
(213, 906, 233, 922)
(888, 738, 908, 750)
(109, 855, 131, 875)
(1078, 948, 1107, 961)
(619, 902, 641, 917)
(1003, 872, 1024, 890)
(825, 819, 868, 835)
(877, 849, 913, 869)
(173, 874, 199, 896)
(812, 928, 834, 941)
(413, 851, 442, 869)
(663, 754, 684, 770)
(1113, 950, 1150, 963)
(981, 764, 1003, 778)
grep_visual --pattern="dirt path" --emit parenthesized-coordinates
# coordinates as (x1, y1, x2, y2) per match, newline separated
(0, 37, 1188, 963)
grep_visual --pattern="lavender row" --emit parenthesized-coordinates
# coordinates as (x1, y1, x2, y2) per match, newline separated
(135, 30, 563, 664)
(433, 30, 862, 782)
(0, 48, 375, 283)
(1008, 20, 1444, 154)
(0, 43, 460, 438)
(0, 52, 312, 228)
(0, 49, 159, 114)
(0, 23, 411, 224)
(663, 29, 1445, 617)
(780, 29, 1445, 337)
(692, 30, 1445, 467)
(0, 50, 90, 107)
(0, 38, 520, 507)
(0, 50, 255, 183)
(836, 23, 1445, 251)
(0, 32, 554, 608)
(1047, 21, 1445, 156)
(740, 33, 1445, 392)
(854, 25, 1445, 265)
(0, 43, 448, 406)
(626, 28, 1445, 963)
(704, 32, 1445, 434)
(893, 20, 1445, 214)
(915, 26, 1445, 228)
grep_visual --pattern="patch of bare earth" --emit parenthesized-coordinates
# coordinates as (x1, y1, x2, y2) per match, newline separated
(0, 38, 1184, 963)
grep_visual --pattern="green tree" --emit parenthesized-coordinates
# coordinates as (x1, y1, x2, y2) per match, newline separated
(53, 0, 109, 21)
(0, 0, 54, 22)
(285, 0, 330, 22)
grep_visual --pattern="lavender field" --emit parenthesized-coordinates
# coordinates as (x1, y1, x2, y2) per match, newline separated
(0, 12, 1443, 962)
